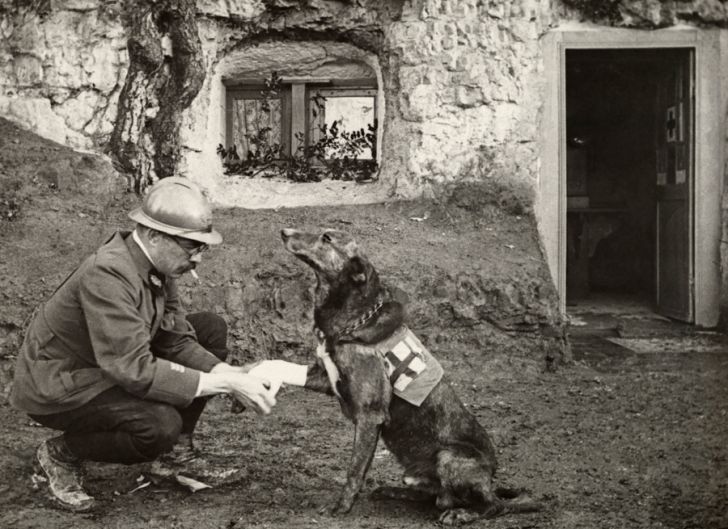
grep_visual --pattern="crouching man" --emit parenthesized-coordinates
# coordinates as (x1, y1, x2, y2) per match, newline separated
(9, 177, 294, 512)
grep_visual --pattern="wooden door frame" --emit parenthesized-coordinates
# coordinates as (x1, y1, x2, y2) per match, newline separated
(538, 28, 724, 327)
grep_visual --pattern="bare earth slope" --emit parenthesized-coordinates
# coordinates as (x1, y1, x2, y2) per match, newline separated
(0, 118, 726, 528)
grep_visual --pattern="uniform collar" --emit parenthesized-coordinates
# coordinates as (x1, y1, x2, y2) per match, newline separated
(121, 231, 157, 286)
(132, 229, 157, 268)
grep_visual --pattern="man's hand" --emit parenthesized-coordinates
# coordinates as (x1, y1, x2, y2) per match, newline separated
(197, 370, 277, 414)
(226, 372, 277, 415)
(247, 360, 308, 387)
(210, 362, 248, 374)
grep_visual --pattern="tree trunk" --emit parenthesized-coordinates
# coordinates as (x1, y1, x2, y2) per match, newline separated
(109, 0, 205, 193)
(151, 1, 205, 180)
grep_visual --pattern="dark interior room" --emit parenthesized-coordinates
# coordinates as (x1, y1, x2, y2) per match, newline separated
(565, 48, 688, 309)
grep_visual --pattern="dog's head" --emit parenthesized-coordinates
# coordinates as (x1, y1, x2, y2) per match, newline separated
(282, 227, 406, 342)
(281, 228, 361, 283)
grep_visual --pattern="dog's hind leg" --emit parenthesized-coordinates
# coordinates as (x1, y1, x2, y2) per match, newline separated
(370, 486, 435, 502)
(435, 448, 503, 525)
(371, 474, 438, 503)
(371, 456, 439, 502)
(439, 479, 542, 524)
(437, 482, 506, 526)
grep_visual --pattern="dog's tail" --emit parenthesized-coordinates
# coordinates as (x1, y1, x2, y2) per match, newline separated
(494, 487, 542, 514)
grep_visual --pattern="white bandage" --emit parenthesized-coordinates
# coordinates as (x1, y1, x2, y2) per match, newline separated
(316, 342, 341, 399)
(247, 360, 308, 387)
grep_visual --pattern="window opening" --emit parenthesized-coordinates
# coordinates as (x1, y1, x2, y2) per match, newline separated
(308, 87, 377, 161)
(219, 73, 379, 183)
(226, 88, 285, 162)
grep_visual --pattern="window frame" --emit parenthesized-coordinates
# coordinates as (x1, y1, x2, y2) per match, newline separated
(224, 77, 378, 162)
(306, 85, 378, 161)
(225, 85, 291, 158)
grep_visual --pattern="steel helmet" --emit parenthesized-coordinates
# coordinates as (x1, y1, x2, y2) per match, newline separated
(128, 177, 222, 245)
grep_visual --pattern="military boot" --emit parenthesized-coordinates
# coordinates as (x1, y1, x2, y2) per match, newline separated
(35, 437, 95, 512)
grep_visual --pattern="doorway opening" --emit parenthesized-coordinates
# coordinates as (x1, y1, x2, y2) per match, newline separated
(565, 48, 695, 325)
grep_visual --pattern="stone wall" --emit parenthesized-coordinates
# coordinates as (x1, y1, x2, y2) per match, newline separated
(3, 0, 728, 326)
(182, 0, 554, 203)
(560, 0, 728, 27)
(0, 2, 127, 148)
(0, 0, 551, 201)
(382, 1, 551, 199)
(2, 0, 727, 204)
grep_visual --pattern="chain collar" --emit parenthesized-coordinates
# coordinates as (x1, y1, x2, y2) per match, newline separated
(314, 294, 386, 342)
(339, 294, 385, 338)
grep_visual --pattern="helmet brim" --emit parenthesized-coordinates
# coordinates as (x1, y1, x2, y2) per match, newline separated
(129, 208, 223, 245)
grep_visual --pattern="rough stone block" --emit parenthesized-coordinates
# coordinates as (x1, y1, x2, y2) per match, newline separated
(63, 0, 100, 11)
(0, 96, 71, 145)
(9, 16, 44, 53)
(197, 0, 265, 19)
(86, 46, 121, 93)
(403, 84, 440, 122)
(456, 85, 483, 108)
(55, 90, 100, 131)
(13, 54, 43, 85)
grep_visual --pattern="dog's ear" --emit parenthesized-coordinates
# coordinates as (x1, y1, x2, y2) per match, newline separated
(348, 256, 369, 284)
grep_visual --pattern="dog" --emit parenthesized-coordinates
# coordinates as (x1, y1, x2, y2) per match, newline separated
(281, 228, 540, 525)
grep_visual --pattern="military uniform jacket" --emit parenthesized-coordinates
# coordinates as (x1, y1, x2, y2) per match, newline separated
(10, 232, 222, 415)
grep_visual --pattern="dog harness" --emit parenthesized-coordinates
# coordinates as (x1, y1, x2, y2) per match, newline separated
(315, 338, 342, 399)
(375, 326, 443, 406)
(316, 326, 443, 407)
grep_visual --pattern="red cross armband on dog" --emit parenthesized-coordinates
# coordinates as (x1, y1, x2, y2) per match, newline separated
(377, 327, 444, 406)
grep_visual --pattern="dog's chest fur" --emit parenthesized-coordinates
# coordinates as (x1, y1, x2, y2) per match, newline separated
(326, 341, 392, 424)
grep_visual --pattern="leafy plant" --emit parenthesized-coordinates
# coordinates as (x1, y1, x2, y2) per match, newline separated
(217, 73, 378, 183)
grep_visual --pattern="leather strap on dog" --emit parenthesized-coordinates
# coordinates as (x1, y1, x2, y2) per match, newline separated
(315, 327, 342, 399)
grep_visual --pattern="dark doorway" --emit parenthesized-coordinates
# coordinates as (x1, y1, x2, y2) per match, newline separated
(565, 48, 694, 322)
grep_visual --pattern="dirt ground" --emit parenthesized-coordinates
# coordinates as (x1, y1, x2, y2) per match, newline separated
(1, 118, 727, 528)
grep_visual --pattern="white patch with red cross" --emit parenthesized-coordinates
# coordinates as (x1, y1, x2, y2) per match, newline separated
(383, 334, 427, 392)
